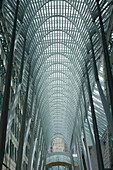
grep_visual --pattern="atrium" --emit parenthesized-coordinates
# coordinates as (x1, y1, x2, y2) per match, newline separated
(0, 0, 113, 170)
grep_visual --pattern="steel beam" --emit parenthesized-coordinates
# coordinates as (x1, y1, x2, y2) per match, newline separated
(77, 115, 89, 170)
(82, 92, 98, 167)
(5, 37, 26, 152)
(90, 37, 113, 138)
(0, 0, 3, 11)
(86, 65, 104, 170)
(27, 98, 38, 170)
(38, 151, 42, 170)
(82, 86, 97, 155)
(35, 152, 39, 170)
(96, 0, 113, 119)
(34, 124, 42, 170)
(80, 106, 92, 170)
(19, 38, 26, 83)
(34, 150, 41, 170)
(0, 1, 19, 169)
(16, 64, 31, 170)
(76, 137, 84, 170)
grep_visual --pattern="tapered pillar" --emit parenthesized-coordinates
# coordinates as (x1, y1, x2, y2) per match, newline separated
(86, 65, 104, 170)
(16, 63, 31, 170)
(80, 106, 91, 170)
(75, 137, 84, 170)
(27, 99, 38, 170)
(21, 87, 35, 170)
(96, 0, 113, 117)
(19, 38, 26, 83)
(38, 153, 42, 170)
(0, 1, 19, 169)
(34, 124, 41, 170)
(36, 151, 42, 170)
(0, 0, 3, 11)
(82, 86, 97, 155)
(5, 37, 26, 151)
(34, 150, 40, 170)
(90, 37, 113, 138)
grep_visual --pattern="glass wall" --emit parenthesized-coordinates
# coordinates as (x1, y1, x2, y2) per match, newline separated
(48, 165, 70, 170)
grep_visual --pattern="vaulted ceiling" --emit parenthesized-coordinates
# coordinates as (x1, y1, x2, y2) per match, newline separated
(2, 0, 112, 151)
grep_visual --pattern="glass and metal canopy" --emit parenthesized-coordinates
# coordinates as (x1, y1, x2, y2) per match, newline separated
(2, 0, 113, 155)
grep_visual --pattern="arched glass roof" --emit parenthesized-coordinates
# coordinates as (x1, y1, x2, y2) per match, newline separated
(2, 0, 112, 151)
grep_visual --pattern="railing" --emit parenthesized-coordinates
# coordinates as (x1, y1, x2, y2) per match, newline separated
(46, 152, 72, 165)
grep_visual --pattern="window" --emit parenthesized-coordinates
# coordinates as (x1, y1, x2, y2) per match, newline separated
(10, 140, 14, 160)
(15, 122, 17, 138)
(17, 126, 19, 141)
(0, 91, 3, 113)
(6, 139, 9, 154)
(14, 147, 17, 162)
(25, 145, 29, 157)
(0, 58, 6, 85)
(49, 137, 66, 152)
(11, 119, 14, 134)
(11, 87, 14, 103)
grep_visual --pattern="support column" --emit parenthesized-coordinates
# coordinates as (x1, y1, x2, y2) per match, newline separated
(96, 0, 113, 117)
(38, 130, 44, 170)
(34, 125, 41, 170)
(41, 159, 44, 170)
(21, 86, 35, 170)
(34, 150, 41, 170)
(42, 160, 46, 170)
(19, 38, 26, 83)
(86, 65, 104, 170)
(27, 99, 39, 170)
(38, 152, 42, 170)
(42, 141, 46, 170)
(0, 0, 3, 11)
(77, 113, 89, 170)
(5, 37, 26, 150)
(0, 1, 19, 169)
(75, 137, 84, 170)
(16, 63, 31, 170)
(89, 37, 113, 138)
(80, 105, 92, 170)
(82, 86, 97, 157)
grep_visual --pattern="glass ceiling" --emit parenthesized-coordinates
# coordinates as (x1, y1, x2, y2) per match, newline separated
(2, 0, 112, 151)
